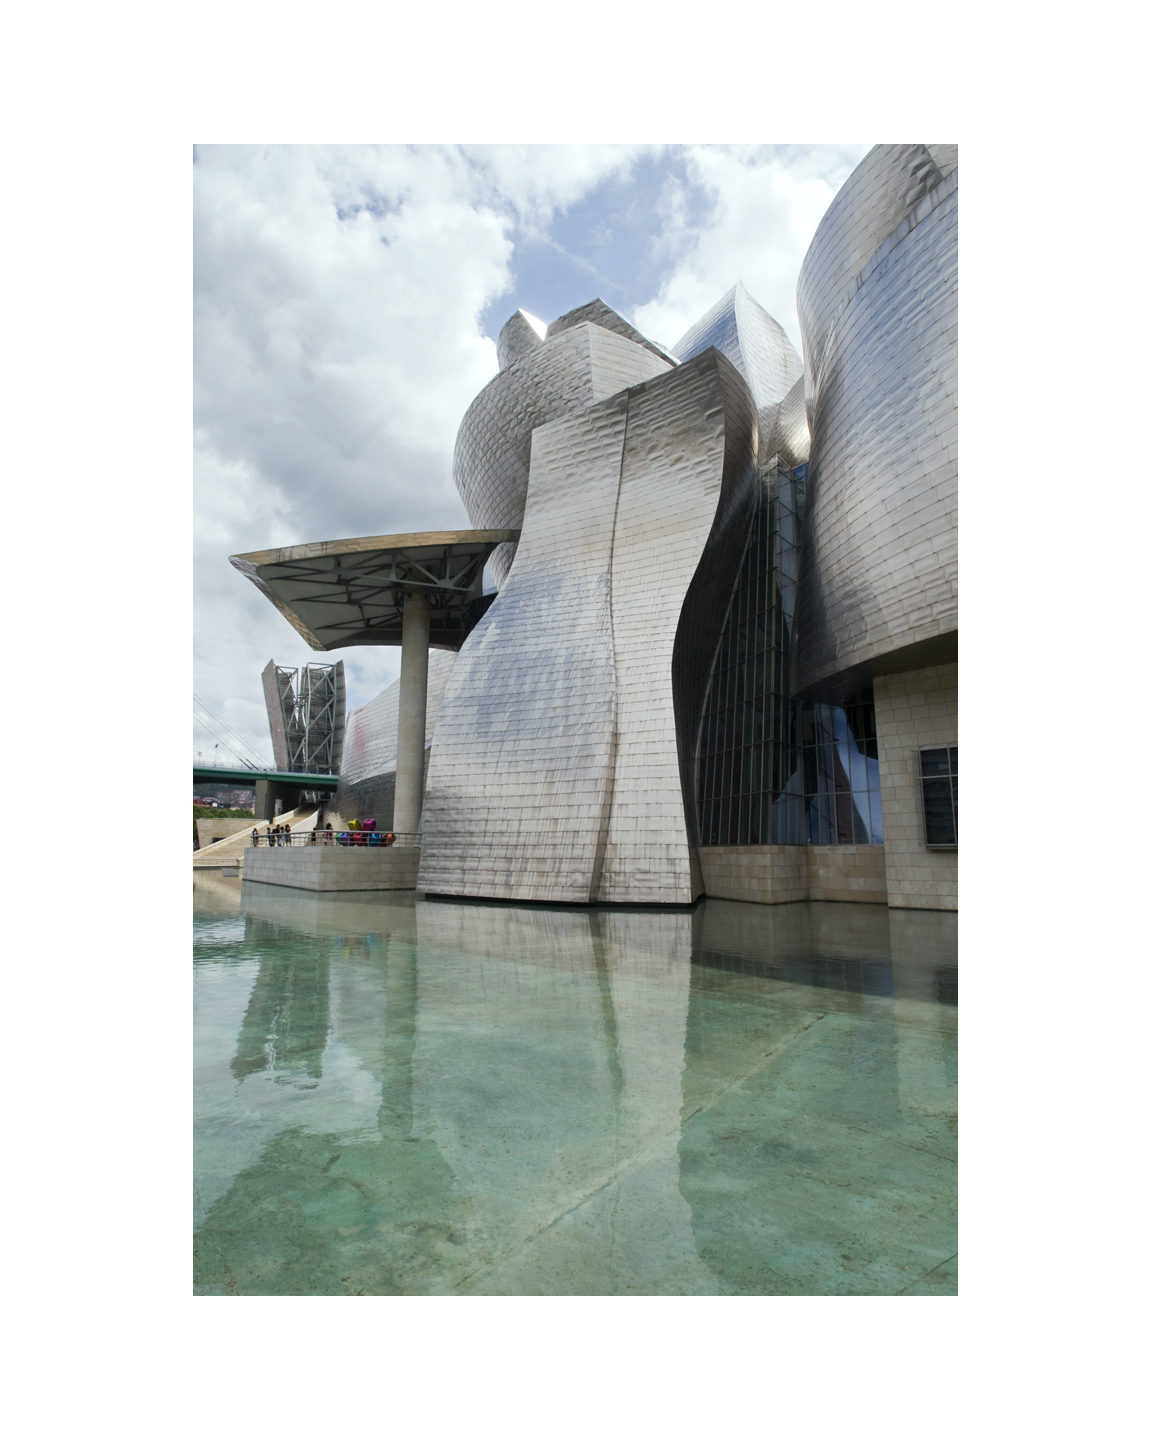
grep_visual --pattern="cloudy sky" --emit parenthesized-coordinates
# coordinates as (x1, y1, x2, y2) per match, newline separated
(193, 143, 871, 769)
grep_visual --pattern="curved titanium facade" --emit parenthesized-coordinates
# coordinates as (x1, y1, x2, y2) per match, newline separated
(419, 348, 757, 905)
(671, 282, 805, 466)
(453, 308, 673, 587)
(792, 148, 958, 699)
(331, 649, 457, 825)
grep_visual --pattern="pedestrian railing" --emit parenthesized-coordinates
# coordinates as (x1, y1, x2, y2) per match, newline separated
(249, 830, 419, 849)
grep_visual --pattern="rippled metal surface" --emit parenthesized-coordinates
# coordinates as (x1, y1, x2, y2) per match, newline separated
(422, 350, 757, 904)
(193, 876, 957, 1296)
(672, 281, 808, 469)
(453, 310, 672, 587)
(793, 147, 958, 699)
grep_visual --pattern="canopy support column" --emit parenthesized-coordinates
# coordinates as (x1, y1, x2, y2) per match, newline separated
(394, 591, 431, 840)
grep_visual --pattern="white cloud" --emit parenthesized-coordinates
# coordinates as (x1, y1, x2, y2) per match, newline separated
(193, 144, 868, 770)
(194, 144, 660, 764)
(632, 145, 871, 355)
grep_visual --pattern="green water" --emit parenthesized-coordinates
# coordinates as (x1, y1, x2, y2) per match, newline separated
(193, 876, 957, 1295)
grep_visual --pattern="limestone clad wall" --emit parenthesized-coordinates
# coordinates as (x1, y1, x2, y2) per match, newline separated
(807, 845, 888, 904)
(243, 845, 421, 892)
(873, 663, 957, 910)
(698, 844, 887, 906)
(698, 846, 810, 905)
(195, 817, 254, 848)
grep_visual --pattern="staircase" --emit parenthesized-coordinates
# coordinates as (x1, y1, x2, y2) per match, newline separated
(192, 808, 319, 872)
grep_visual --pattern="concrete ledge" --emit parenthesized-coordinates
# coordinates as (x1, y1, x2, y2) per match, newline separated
(242, 845, 421, 892)
(699, 844, 887, 905)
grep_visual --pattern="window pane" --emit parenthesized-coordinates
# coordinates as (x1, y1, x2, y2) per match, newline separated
(869, 790, 885, 844)
(922, 778, 956, 845)
(920, 748, 950, 777)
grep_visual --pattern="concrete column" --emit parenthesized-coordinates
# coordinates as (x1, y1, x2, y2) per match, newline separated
(393, 590, 431, 841)
(254, 778, 276, 821)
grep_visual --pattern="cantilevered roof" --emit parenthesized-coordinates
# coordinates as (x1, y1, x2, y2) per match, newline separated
(229, 529, 519, 651)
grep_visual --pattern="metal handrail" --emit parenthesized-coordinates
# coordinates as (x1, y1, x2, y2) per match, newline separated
(249, 829, 419, 848)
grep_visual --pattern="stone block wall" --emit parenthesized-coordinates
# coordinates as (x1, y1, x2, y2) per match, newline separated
(195, 817, 254, 849)
(807, 845, 888, 904)
(697, 846, 809, 904)
(698, 844, 886, 905)
(243, 845, 421, 893)
(873, 662, 957, 910)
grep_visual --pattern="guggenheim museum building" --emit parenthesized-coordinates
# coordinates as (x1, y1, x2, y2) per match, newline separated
(233, 143, 958, 912)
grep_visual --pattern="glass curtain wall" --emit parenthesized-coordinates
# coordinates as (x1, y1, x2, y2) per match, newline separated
(695, 462, 884, 847)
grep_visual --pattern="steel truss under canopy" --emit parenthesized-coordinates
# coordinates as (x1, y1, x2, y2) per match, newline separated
(231, 529, 520, 651)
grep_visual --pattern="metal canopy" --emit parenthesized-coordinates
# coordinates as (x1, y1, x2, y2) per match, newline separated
(229, 529, 520, 651)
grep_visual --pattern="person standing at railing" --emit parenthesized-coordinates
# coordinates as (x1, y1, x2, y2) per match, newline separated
(251, 827, 259, 847)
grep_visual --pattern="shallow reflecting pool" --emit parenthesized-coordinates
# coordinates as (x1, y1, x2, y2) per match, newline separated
(194, 875, 957, 1295)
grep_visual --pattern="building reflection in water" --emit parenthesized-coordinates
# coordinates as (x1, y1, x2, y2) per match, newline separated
(194, 885, 956, 1294)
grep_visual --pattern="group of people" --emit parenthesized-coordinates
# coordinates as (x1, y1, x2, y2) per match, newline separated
(251, 823, 299, 847)
(248, 820, 397, 848)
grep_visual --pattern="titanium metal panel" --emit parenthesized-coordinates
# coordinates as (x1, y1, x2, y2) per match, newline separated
(421, 348, 758, 906)
(796, 144, 952, 399)
(545, 297, 677, 365)
(671, 282, 806, 470)
(453, 319, 673, 588)
(762, 374, 810, 470)
(792, 166, 958, 698)
(340, 649, 457, 787)
(496, 309, 545, 370)
(421, 397, 628, 902)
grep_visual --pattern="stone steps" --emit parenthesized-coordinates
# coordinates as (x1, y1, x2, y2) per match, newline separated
(192, 808, 317, 869)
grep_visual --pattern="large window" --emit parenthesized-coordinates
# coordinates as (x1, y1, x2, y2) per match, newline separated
(695, 461, 884, 847)
(919, 747, 958, 847)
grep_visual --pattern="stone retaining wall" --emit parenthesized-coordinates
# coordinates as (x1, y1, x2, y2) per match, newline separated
(195, 817, 254, 849)
(242, 845, 421, 892)
(698, 844, 887, 905)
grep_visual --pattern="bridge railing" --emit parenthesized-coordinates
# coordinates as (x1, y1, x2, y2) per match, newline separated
(249, 830, 419, 849)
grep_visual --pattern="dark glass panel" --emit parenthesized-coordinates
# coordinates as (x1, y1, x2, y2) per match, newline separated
(835, 789, 856, 843)
(803, 747, 818, 796)
(920, 748, 951, 778)
(869, 790, 885, 845)
(922, 778, 956, 845)
(851, 793, 870, 844)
